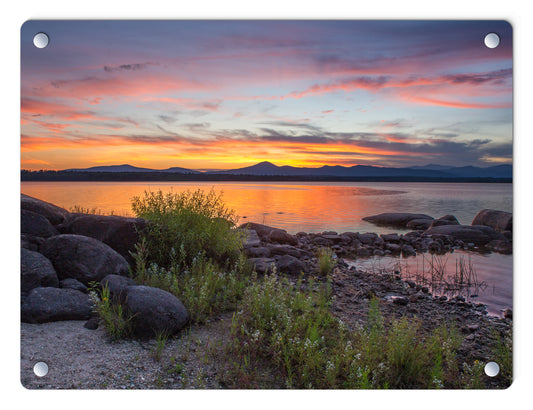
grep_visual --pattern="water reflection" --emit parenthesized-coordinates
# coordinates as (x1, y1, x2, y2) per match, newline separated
(349, 250, 512, 316)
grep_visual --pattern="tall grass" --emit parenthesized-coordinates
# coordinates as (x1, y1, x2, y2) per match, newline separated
(317, 247, 336, 277)
(221, 275, 464, 389)
(130, 236, 251, 324)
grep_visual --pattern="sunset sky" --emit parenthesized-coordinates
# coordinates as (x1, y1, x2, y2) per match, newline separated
(21, 20, 512, 171)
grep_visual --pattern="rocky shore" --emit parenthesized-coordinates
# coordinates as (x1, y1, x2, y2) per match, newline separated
(20, 194, 512, 388)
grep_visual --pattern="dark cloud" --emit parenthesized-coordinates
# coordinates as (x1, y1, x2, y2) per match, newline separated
(103, 62, 158, 72)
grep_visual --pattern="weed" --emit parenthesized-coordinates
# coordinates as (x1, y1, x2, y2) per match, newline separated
(317, 247, 336, 277)
(89, 283, 133, 340)
(151, 331, 169, 362)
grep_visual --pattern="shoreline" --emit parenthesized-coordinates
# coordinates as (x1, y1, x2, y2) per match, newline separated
(20, 194, 513, 389)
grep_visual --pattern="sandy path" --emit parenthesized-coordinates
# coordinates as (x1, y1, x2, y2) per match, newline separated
(21, 318, 230, 389)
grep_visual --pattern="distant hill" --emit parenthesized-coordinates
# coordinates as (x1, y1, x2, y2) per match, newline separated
(209, 161, 512, 179)
(36, 161, 511, 181)
(65, 164, 199, 174)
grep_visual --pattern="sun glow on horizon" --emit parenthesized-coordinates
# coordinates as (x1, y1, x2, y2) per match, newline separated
(21, 21, 512, 171)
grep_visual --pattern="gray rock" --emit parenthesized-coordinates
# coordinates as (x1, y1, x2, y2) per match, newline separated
(241, 229, 261, 248)
(268, 229, 298, 246)
(359, 232, 378, 245)
(362, 213, 433, 228)
(100, 274, 137, 302)
(268, 244, 302, 258)
(21, 234, 45, 252)
(406, 218, 434, 230)
(247, 257, 276, 274)
(472, 209, 512, 232)
(385, 243, 402, 255)
(84, 317, 99, 330)
(124, 285, 190, 338)
(41, 234, 130, 285)
(430, 215, 460, 228)
(21, 209, 59, 238)
(245, 246, 271, 258)
(486, 239, 512, 254)
(319, 234, 343, 244)
(401, 244, 416, 257)
(57, 214, 147, 263)
(425, 225, 501, 245)
(381, 233, 401, 243)
(21, 194, 70, 225)
(275, 254, 305, 275)
(21, 287, 92, 323)
(21, 248, 59, 293)
(60, 278, 88, 293)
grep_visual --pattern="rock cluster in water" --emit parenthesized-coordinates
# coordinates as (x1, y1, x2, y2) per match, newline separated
(239, 211, 512, 276)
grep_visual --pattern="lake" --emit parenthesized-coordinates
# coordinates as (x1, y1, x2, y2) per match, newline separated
(21, 181, 512, 315)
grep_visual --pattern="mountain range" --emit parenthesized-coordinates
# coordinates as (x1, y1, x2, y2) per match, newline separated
(63, 162, 512, 179)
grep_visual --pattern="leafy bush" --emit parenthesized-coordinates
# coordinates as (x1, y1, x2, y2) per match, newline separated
(131, 189, 245, 268)
(316, 247, 336, 277)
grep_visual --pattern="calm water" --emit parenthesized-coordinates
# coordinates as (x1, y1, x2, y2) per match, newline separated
(21, 181, 512, 315)
(20, 181, 512, 234)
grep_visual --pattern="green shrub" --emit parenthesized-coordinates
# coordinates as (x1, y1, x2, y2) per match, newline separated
(131, 188, 245, 268)
(317, 247, 336, 277)
(89, 283, 133, 340)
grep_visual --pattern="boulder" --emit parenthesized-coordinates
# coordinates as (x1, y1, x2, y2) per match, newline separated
(401, 244, 416, 257)
(406, 218, 434, 230)
(59, 278, 88, 293)
(362, 213, 433, 228)
(472, 209, 512, 232)
(268, 229, 298, 246)
(274, 254, 305, 275)
(485, 239, 512, 255)
(268, 244, 302, 258)
(100, 274, 137, 302)
(247, 257, 276, 274)
(21, 234, 45, 252)
(21, 287, 92, 323)
(40, 234, 130, 285)
(21, 194, 69, 225)
(123, 286, 189, 338)
(424, 225, 500, 245)
(430, 215, 460, 228)
(240, 229, 261, 248)
(21, 248, 59, 293)
(381, 233, 401, 243)
(21, 209, 59, 238)
(238, 222, 297, 245)
(57, 214, 147, 262)
(245, 246, 271, 258)
(359, 232, 378, 245)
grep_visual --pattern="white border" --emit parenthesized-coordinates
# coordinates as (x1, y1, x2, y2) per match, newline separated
(3, 1, 531, 408)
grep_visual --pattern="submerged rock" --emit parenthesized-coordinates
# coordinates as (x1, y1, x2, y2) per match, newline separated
(363, 213, 433, 228)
